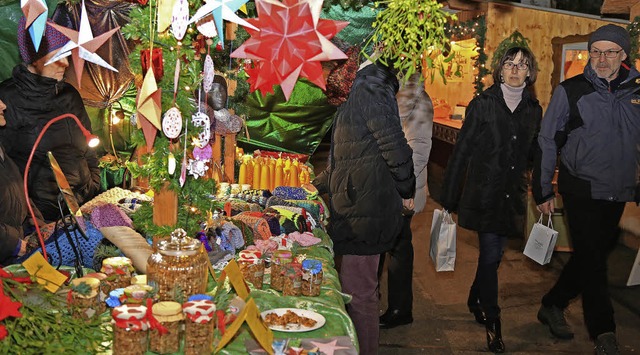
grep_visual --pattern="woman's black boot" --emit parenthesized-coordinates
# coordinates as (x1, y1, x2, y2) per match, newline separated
(485, 317, 505, 353)
(467, 292, 486, 325)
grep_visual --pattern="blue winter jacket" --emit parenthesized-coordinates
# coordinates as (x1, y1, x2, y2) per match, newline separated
(533, 63, 640, 204)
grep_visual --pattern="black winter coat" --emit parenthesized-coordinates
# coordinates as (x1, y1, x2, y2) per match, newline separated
(440, 84, 542, 235)
(0, 64, 100, 222)
(313, 63, 415, 255)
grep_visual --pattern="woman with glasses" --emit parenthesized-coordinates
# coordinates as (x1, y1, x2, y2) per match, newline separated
(440, 47, 542, 353)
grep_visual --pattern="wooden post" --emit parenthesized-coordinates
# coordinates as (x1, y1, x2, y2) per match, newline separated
(153, 182, 178, 227)
(224, 134, 236, 183)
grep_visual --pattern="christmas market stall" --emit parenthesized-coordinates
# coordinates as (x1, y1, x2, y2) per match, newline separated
(0, 0, 455, 353)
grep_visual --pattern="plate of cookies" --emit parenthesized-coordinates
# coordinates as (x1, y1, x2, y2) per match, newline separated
(261, 308, 326, 332)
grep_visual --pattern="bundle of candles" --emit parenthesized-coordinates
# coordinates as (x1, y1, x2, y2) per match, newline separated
(237, 155, 311, 191)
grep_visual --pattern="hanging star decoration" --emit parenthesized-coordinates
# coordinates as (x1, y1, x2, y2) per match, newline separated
(189, 0, 258, 49)
(136, 69, 163, 150)
(46, 0, 120, 88)
(21, 0, 48, 52)
(230, 0, 348, 100)
(309, 339, 350, 355)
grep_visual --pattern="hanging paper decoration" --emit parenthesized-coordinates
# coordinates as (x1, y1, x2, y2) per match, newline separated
(189, 0, 258, 49)
(168, 152, 176, 175)
(202, 55, 214, 92)
(191, 111, 211, 148)
(187, 158, 209, 179)
(162, 106, 182, 139)
(46, 0, 120, 88)
(21, 0, 48, 52)
(196, 14, 218, 38)
(171, 0, 189, 41)
(193, 144, 212, 160)
(136, 69, 162, 150)
(230, 0, 348, 100)
(140, 48, 164, 82)
(157, 0, 176, 33)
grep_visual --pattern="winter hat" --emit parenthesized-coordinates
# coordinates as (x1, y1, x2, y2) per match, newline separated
(588, 24, 631, 55)
(17, 12, 70, 64)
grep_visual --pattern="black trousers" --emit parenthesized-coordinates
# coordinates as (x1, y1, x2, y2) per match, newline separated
(468, 232, 507, 320)
(542, 193, 625, 339)
(380, 214, 414, 315)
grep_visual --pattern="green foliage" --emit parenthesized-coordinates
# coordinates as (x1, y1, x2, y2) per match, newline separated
(364, 0, 457, 85)
(446, 16, 488, 95)
(322, 0, 373, 10)
(130, 178, 222, 237)
(490, 30, 531, 73)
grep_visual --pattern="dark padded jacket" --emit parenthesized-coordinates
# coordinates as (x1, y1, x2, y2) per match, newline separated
(440, 84, 542, 236)
(533, 64, 640, 204)
(0, 64, 100, 222)
(313, 63, 415, 255)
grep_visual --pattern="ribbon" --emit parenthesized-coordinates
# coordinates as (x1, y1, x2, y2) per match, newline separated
(216, 309, 226, 335)
(146, 298, 168, 335)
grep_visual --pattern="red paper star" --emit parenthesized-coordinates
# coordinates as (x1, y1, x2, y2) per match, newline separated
(0, 287, 23, 322)
(231, 0, 348, 100)
(309, 339, 350, 355)
(0, 325, 7, 340)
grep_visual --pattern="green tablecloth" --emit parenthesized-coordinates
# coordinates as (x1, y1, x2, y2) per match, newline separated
(219, 227, 358, 353)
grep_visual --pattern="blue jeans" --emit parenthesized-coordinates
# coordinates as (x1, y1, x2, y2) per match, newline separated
(468, 232, 507, 320)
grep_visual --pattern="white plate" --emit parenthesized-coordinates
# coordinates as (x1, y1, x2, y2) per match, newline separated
(261, 308, 326, 332)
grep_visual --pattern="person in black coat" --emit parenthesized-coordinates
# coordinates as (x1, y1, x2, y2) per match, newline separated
(313, 60, 415, 355)
(0, 99, 45, 265)
(0, 13, 101, 222)
(440, 47, 542, 353)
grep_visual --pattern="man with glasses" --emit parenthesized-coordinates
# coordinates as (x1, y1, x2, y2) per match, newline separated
(533, 24, 640, 355)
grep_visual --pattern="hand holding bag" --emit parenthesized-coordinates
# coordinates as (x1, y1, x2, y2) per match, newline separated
(523, 213, 558, 265)
(430, 209, 457, 272)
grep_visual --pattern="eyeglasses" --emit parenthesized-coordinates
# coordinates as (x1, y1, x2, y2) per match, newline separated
(589, 48, 623, 58)
(503, 62, 529, 70)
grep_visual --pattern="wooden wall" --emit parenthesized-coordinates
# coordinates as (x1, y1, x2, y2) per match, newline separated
(426, 3, 629, 111)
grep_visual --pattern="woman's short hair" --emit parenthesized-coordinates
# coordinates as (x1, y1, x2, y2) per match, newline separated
(492, 46, 538, 86)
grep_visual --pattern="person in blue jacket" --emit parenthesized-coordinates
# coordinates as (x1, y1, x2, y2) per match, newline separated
(532, 24, 640, 355)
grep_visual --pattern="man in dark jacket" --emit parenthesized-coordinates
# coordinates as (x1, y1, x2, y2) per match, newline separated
(533, 24, 640, 355)
(0, 13, 101, 222)
(313, 61, 415, 355)
(0, 99, 45, 265)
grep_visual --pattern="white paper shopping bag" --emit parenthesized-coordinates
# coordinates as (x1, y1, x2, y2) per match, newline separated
(626, 247, 640, 286)
(523, 214, 558, 265)
(430, 209, 457, 272)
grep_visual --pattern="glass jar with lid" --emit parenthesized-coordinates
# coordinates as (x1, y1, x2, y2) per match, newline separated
(270, 250, 293, 291)
(301, 259, 323, 296)
(111, 304, 149, 355)
(146, 229, 208, 302)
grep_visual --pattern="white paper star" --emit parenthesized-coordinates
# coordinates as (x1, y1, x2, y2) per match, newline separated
(189, 0, 258, 48)
(46, 0, 120, 87)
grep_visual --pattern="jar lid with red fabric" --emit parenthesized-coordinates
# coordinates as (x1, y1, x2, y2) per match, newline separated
(112, 304, 150, 330)
(182, 299, 216, 324)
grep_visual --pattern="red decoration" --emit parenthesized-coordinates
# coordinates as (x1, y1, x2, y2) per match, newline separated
(231, 0, 348, 100)
(0, 284, 23, 342)
(141, 48, 164, 82)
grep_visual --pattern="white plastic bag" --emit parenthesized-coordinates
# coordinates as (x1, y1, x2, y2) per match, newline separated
(430, 209, 457, 272)
(523, 213, 558, 265)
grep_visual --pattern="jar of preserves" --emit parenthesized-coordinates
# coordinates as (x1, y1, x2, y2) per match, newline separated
(149, 301, 183, 354)
(282, 262, 302, 296)
(146, 230, 209, 302)
(101, 257, 134, 292)
(111, 304, 149, 355)
(124, 284, 154, 304)
(237, 249, 264, 289)
(182, 299, 216, 355)
(270, 250, 293, 291)
(84, 272, 108, 314)
(69, 276, 100, 319)
(301, 259, 323, 296)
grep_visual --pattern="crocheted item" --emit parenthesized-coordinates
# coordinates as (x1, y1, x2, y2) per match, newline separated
(30, 219, 104, 269)
(231, 212, 271, 240)
(230, 219, 255, 246)
(272, 186, 310, 200)
(81, 187, 152, 214)
(221, 222, 244, 250)
(89, 203, 134, 229)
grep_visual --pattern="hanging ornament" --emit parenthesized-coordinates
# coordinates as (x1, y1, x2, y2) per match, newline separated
(21, 0, 48, 52)
(46, 0, 120, 88)
(162, 106, 182, 139)
(168, 152, 176, 175)
(196, 14, 218, 38)
(157, 0, 176, 32)
(193, 144, 212, 160)
(187, 158, 209, 179)
(189, 0, 257, 49)
(179, 155, 187, 187)
(202, 55, 214, 92)
(191, 111, 211, 148)
(171, 0, 189, 40)
(140, 48, 164, 82)
(215, 42, 223, 51)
